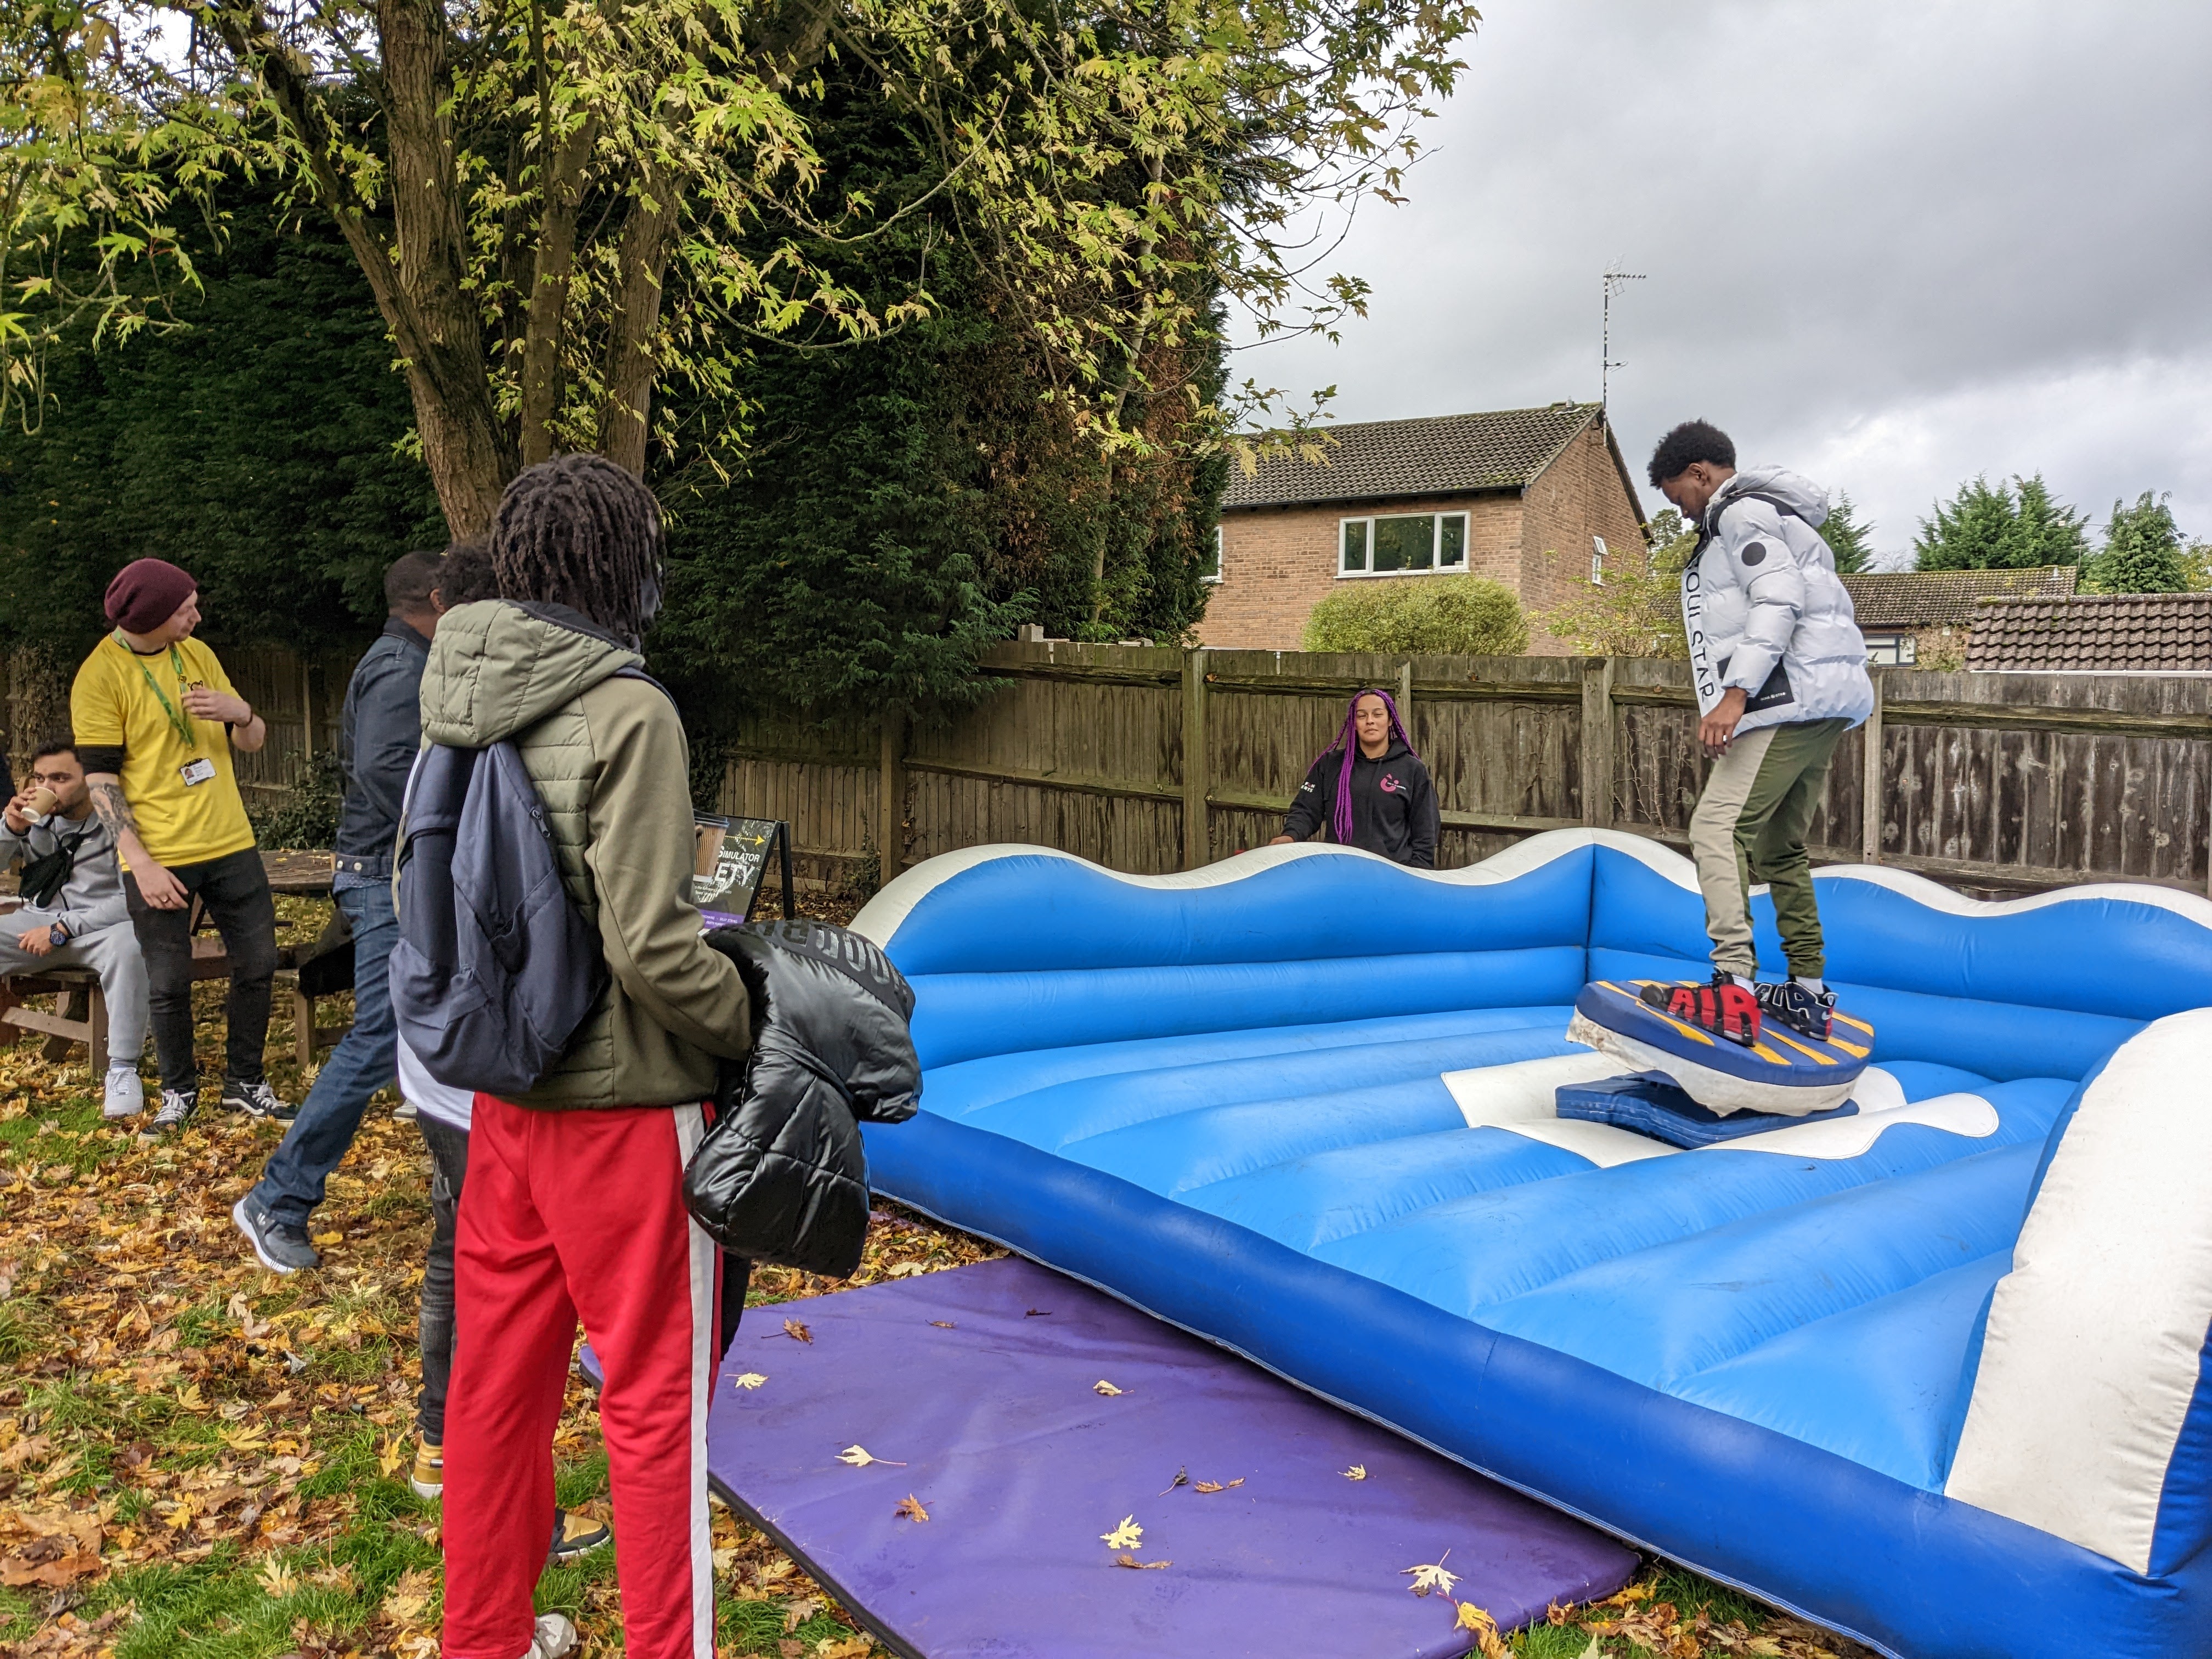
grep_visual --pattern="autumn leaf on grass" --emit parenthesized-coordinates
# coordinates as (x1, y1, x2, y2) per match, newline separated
(883, 1261, 929, 1278)
(838, 1445, 906, 1467)
(1092, 1380, 1122, 1396)
(1114, 1554, 1171, 1570)
(1192, 1477, 1244, 1493)
(1454, 1601, 1510, 1659)
(1342, 1465, 1367, 1480)
(376, 1434, 406, 1477)
(382, 1567, 437, 1627)
(1099, 1516, 1144, 1551)
(258, 1558, 301, 1599)
(217, 1422, 269, 1454)
(1402, 1551, 1457, 1597)
(895, 1494, 930, 1522)
(731, 1373, 769, 1391)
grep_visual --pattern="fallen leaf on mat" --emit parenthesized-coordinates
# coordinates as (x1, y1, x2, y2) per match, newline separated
(1092, 1380, 1122, 1396)
(1342, 1464, 1367, 1480)
(1114, 1554, 1170, 1570)
(781, 1318, 814, 1344)
(1192, 1477, 1244, 1493)
(1403, 1552, 1457, 1597)
(1024, 1308, 1051, 1317)
(895, 1494, 929, 1522)
(838, 1446, 906, 1468)
(1099, 1516, 1143, 1550)
(1454, 1600, 1511, 1658)
(928, 1321, 956, 1329)
(732, 1373, 769, 1390)
(1158, 1466, 1188, 1496)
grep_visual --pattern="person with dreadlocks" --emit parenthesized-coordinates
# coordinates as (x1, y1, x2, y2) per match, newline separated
(1270, 688, 1440, 866)
(416, 455, 751, 1659)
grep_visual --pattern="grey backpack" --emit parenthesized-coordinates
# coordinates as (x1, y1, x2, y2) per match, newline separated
(391, 730, 612, 1097)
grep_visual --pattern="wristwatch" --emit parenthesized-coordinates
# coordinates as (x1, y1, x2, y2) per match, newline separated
(46, 922, 67, 949)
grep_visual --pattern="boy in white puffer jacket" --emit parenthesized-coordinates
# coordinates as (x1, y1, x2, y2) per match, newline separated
(1645, 419, 1874, 1045)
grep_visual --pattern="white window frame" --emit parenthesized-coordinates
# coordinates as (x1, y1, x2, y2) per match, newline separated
(1201, 524, 1223, 584)
(1863, 632, 1917, 667)
(1590, 534, 1608, 585)
(1336, 511, 1470, 579)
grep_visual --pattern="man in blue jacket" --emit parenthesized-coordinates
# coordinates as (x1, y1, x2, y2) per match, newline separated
(233, 549, 449, 1272)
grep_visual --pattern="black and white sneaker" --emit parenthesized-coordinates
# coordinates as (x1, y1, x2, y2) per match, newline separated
(221, 1079, 296, 1121)
(232, 1195, 321, 1273)
(140, 1087, 197, 1141)
(1757, 979, 1837, 1042)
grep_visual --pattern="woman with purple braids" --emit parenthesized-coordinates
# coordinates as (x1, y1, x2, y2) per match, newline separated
(1271, 689, 1440, 867)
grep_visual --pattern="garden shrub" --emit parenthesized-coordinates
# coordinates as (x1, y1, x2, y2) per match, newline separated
(1301, 575, 1529, 656)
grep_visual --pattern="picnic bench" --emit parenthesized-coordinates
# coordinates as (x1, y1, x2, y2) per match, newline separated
(0, 850, 353, 1071)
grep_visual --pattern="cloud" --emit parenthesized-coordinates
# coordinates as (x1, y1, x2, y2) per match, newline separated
(1230, 0, 2212, 560)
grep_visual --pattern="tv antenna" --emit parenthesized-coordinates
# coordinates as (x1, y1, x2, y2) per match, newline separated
(1601, 267, 1645, 416)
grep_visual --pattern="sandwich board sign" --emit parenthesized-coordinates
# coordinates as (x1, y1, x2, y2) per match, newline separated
(693, 815, 794, 927)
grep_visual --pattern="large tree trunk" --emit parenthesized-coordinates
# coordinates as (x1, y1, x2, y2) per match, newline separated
(596, 167, 686, 476)
(380, 0, 521, 532)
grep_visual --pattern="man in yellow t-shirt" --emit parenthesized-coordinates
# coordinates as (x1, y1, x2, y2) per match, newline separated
(71, 559, 294, 1138)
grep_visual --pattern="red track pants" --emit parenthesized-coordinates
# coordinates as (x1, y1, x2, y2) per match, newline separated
(441, 1093, 720, 1659)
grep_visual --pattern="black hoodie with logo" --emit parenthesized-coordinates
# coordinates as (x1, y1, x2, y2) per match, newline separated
(1279, 739, 1440, 867)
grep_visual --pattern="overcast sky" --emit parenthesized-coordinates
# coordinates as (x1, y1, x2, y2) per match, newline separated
(1232, 1, 2212, 567)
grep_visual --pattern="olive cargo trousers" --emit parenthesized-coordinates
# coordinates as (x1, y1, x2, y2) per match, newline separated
(1688, 717, 1850, 981)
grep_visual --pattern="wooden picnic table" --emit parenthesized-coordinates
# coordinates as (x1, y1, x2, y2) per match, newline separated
(262, 849, 336, 895)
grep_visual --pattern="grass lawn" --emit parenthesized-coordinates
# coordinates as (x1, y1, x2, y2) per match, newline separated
(0, 895, 1874, 1658)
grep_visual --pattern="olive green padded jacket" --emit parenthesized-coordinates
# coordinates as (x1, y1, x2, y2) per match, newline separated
(413, 600, 752, 1108)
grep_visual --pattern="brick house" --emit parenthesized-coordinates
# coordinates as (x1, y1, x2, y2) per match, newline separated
(1837, 566, 2079, 668)
(1198, 403, 1648, 653)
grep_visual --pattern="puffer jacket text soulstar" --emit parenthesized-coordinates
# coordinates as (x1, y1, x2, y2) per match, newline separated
(1680, 466, 1876, 737)
(682, 920, 921, 1277)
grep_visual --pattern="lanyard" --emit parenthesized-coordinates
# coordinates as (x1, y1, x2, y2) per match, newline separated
(116, 632, 197, 749)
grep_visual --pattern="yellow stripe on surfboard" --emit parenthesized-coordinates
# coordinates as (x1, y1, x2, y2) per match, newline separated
(1765, 1029, 1839, 1066)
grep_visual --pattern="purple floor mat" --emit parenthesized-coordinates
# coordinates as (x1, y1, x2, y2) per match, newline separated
(706, 1256, 1637, 1659)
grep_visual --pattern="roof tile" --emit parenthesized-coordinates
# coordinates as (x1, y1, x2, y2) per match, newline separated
(1222, 404, 1600, 508)
(1966, 591, 2212, 672)
(1839, 566, 2078, 629)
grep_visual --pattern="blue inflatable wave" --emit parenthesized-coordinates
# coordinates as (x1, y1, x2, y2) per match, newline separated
(851, 832, 2212, 1658)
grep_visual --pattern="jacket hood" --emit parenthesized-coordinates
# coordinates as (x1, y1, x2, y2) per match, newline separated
(419, 600, 645, 748)
(1708, 465, 1830, 531)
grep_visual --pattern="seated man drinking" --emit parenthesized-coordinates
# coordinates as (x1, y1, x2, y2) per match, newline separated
(0, 739, 151, 1116)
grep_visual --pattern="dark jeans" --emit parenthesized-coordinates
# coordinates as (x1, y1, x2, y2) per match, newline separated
(125, 845, 278, 1096)
(250, 884, 398, 1226)
(416, 1113, 469, 1443)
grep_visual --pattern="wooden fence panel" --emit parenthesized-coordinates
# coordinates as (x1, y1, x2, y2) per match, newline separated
(185, 640, 2212, 898)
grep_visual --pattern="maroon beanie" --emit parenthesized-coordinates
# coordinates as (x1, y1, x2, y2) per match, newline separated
(104, 559, 198, 635)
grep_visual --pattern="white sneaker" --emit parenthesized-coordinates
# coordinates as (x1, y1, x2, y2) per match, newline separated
(103, 1066, 145, 1119)
(524, 1612, 579, 1659)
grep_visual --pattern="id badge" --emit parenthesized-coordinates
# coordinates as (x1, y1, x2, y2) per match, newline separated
(179, 757, 217, 787)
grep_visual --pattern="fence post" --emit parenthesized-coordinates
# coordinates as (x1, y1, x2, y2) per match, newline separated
(878, 705, 906, 884)
(1861, 674, 1884, 865)
(1183, 648, 1209, 870)
(1580, 658, 1615, 828)
(1397, 661, 1413, 733)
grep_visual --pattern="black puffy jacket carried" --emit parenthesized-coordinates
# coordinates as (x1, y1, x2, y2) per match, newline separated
(682, 920, 921, 1276)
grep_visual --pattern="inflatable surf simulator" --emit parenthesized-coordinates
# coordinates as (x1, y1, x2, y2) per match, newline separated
(849, 831, 2212, 1658)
